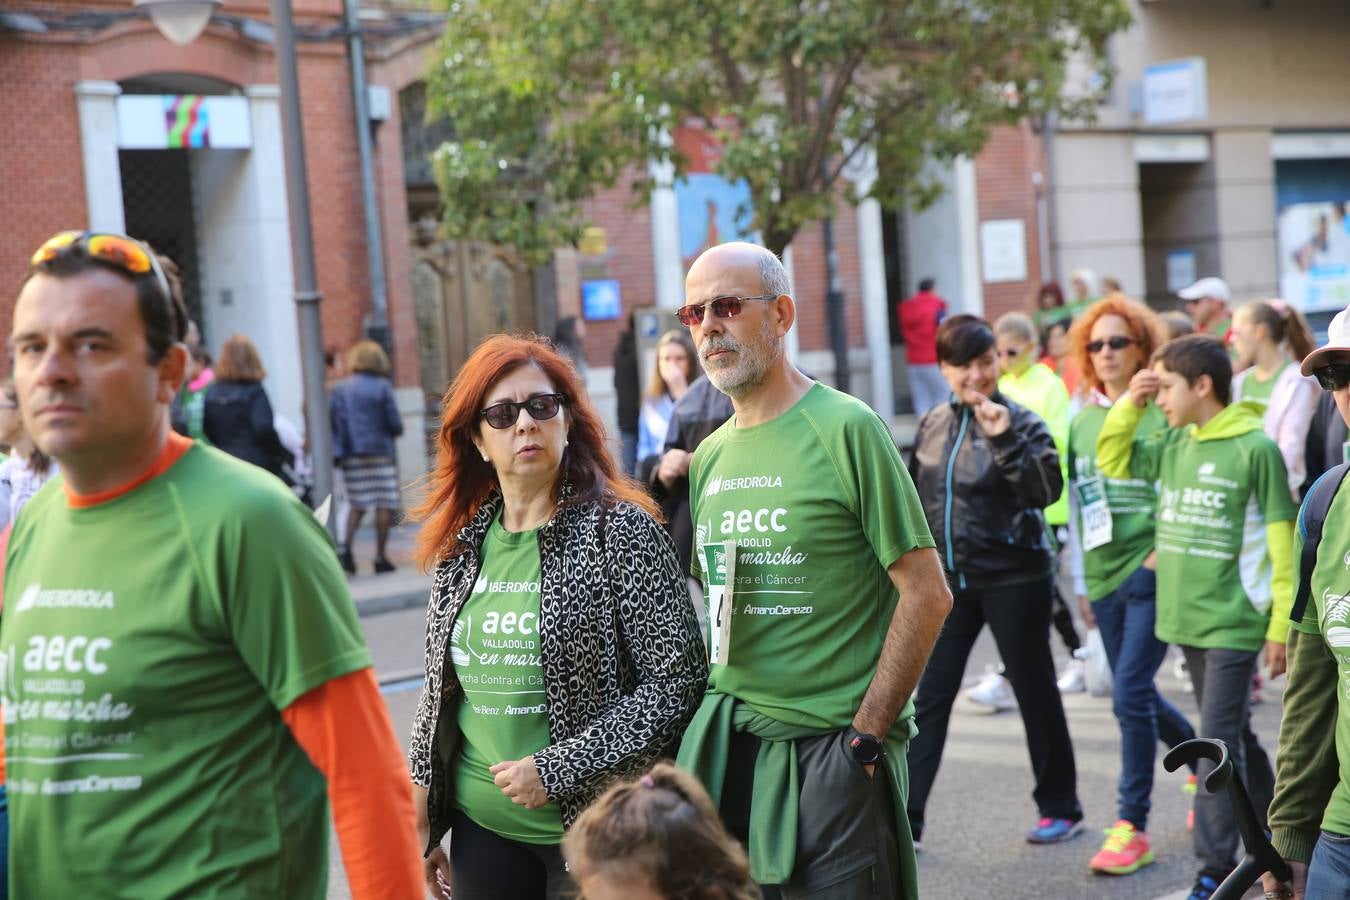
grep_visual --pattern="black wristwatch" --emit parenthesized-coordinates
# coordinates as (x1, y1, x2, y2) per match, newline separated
(849, 730, 884, 766)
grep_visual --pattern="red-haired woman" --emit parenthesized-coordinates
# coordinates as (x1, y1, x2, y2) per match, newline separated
(1066, 297, 1196, 875)
(406, 334, 707, 900)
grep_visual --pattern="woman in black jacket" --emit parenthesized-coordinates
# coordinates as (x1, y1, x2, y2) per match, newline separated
(904, 314, 1084, 848)
(202, 334, 290, 482)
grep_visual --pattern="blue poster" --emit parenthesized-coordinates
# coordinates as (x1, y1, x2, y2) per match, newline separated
(582, 279, 621, 321)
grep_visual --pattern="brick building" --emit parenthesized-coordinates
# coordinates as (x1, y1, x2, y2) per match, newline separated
(1, 0, 443, 480)
(2, 0, 1057, 472)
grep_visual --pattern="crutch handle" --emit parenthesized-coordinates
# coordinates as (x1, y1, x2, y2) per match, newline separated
(1164, 738, 1292, 898)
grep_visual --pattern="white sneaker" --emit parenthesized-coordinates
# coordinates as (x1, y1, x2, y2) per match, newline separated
(1057, 659, 1086, 694)
(1173, 653, 1194, 693)
(965, 671, 1015, 711)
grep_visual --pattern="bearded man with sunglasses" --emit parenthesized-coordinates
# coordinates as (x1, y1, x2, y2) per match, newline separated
(0, 232, 422, 898)
(1264, 308, 1350, 900)
(675, 242, 952, 899)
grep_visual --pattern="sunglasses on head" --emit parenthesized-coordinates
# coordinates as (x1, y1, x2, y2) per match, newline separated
(31, 231, 173, 306)
(480, 393, 566, 430)
(1087, 336, 1138, 354)
(1313, 363, 1350, 392)
(674, 295, 776, 327)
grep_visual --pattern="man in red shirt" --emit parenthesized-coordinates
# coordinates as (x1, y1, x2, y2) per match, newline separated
(898, 278, 948, 414)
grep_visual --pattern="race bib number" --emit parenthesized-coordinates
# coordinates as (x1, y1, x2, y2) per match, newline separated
(1075, 476, 1113, 551)
(702, 542, 738, 666)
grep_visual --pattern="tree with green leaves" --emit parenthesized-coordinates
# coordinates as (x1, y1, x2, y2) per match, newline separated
(425, 0, 1131, 262)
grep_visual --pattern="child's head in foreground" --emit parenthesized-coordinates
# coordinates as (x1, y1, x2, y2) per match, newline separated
(563, 762, 758, 900)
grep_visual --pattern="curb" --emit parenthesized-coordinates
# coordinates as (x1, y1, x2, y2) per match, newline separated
(354, 590, 427, 618)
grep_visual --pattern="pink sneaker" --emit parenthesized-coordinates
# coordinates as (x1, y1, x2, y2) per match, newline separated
(1089, 820, 1156, 875)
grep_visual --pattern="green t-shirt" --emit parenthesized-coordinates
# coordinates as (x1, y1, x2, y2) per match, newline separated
(1120, 406, 1299, 651)
(1292, 486, 1350, 839)
(1235, 363, 1289, 412)
(0, 444, 372, 898)
(689, 383, 935, 730)
(1069, 399, 1168, 600)
(450, 514, 563, 844)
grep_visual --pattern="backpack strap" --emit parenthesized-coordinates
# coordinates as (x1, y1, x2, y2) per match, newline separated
(1292, 461, 1350, 624)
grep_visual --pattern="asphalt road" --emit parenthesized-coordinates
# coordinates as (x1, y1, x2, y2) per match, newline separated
(329, 604, 1284, 900)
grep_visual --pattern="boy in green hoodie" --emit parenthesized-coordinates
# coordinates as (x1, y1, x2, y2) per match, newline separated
(1097, 333, 1297, 900)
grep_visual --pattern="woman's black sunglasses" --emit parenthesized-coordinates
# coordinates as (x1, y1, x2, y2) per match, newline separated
(1314, 364, 1350, 393)
(480, 393, 566, 429)
(1086, 336, 1138, 354)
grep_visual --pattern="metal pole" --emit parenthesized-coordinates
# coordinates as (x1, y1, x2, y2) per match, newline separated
(342, 0, 391, 355)
(821, 211, 850, 394)
(270, 0, 334, 526)
(819, 76, 849, 393)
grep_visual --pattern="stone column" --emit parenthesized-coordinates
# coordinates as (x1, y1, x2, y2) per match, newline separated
(75, 81, 126, 233)
(782, 243, 801, 362)
(649, 157, 684, 309)
(847, 147, 894, 416)
(1213, 129, 1278, 299)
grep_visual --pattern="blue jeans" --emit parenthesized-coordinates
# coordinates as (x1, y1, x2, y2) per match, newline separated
(619, 427, 639, 477)
(1306, 830, 1350, 899)
(1091, 566, 1196, 831)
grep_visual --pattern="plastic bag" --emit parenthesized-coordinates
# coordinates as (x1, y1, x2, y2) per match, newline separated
(1076, 627, 1113, 698)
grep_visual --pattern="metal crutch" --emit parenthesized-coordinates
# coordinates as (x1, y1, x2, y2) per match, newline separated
(1163, 738, 1293, 900)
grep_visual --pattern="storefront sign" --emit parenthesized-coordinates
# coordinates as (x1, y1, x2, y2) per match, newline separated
(117, 95, 252, 150)
(979, 219, 1027, 283)
(1133, 134, 1210, 164)
(581, 279, 621, 321)
(1143, 58, 1208, 126)
(1167, 251, 1197, 293)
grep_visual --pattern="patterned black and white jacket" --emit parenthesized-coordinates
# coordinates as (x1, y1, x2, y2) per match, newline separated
(408, 487, 708, 851)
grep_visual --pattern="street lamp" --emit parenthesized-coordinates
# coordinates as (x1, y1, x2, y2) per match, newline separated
(141, 0, 336, 529)
(134, 0, 220, 45)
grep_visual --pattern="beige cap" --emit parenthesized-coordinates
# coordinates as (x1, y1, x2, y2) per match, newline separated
(1302, 307, 1350, 376)
(1177, 277, 1231, 303)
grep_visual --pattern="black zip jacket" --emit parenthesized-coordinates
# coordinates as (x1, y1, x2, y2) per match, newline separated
(907, 394, 1061, 589)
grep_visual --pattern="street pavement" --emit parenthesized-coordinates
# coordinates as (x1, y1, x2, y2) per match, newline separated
(327, 522, 1283, 900)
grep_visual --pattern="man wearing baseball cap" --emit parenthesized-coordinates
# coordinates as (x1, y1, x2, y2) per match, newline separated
(1263, 306, 1350, 900)
(1178, 277, 1233, 343)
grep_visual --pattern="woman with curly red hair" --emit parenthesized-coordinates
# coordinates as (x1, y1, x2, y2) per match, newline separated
(406, 334, 707, 900)
(1066, 297, 1197, 876)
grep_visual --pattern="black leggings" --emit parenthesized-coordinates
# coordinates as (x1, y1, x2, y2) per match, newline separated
(907, 576, 1082, 832)
(448, 809, 570, 900)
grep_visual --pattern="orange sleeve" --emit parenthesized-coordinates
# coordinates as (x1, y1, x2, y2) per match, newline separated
(281, 668, 423, 900)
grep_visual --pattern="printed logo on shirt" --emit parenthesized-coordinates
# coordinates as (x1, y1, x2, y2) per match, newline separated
(1342, 550, 1350, 570)
(1322, 589, 1350, 649)
(1196, 464, 1239, 490)
(450, 617, 471, 667)
(704, 475, 784, 497)
(13, 583, 115, 614)
(472, 576, 489, 594)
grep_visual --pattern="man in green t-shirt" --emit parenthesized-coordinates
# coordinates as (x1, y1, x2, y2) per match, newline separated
(1263, 310, 1350, 900)
(1097, 333, 1296, 900)
(0, 231, 421, 898)
(673, 242, 952, 899)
